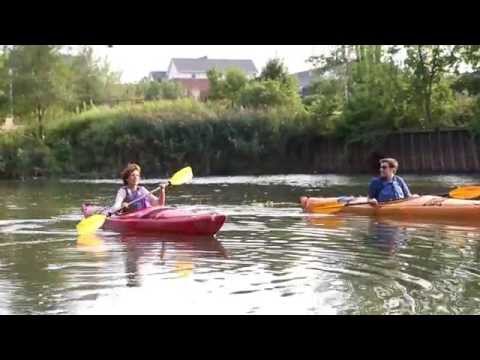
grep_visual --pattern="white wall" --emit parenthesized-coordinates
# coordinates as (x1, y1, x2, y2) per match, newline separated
(174, 72, 208, 79)
(166, 62, 177, 79)
(167, 62, 207, 79)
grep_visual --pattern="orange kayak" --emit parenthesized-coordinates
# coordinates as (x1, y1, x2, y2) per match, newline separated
(300, 195, 480, 220)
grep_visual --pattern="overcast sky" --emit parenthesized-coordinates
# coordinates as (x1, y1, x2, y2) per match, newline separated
(89, 45, 333, 83)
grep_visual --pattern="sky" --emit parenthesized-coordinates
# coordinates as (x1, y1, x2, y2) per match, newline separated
(88, 45, 333, 83)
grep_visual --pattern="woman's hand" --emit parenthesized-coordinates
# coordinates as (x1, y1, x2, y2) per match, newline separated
(121, 202, 129, 209)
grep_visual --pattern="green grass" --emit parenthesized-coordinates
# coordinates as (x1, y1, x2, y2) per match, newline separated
(1, 99, 311, 179)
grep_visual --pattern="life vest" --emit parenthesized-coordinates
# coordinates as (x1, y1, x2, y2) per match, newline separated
(122, 186, 149, 213)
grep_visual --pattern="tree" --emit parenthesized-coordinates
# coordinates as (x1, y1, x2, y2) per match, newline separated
(453, 46, 480, 96)
(0, 48, 9, 116)
(304, 78, 344, 134)
(308, 46, 402, 103)
(206, 68, 225, 101)
(223, 68, 248, 106)
(134, 79, 184, 101)
(144, 79, 162, 100)
(339, 59, 414, 142)
(69, 46, 112, 108)
(259, 58, 289, 84)
(207, 68, 247, 106)
(305, 46, 421, 140)
(308, 45, 360, 104)
(404, 45, 459, 126)
(239, 78, 302, 110)
(458, 45, 480, 71)
(452, 71, 480, 96)
(9, 45, 74, 140)
(239, 80, 282, 108)
(159, 81, 184, 100)
(239, 58, 302, 109)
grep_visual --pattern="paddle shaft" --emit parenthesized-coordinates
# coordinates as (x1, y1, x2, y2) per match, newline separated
(344, 201, 371, 207)
(341, 192, 451, 208)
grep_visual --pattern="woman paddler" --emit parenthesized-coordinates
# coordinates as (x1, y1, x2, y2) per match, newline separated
(106, 163, 165, 216)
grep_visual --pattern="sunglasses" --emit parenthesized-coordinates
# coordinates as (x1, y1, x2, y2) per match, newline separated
(380, 165, 391, 170)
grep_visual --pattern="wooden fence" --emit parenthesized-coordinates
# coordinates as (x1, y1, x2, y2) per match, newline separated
(284, 128, 480, 174)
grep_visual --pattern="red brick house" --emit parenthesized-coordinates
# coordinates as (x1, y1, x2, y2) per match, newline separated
(150, 57, 258, 101)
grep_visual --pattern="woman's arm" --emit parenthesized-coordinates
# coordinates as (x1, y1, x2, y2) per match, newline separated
(145, 185, 166, 206)
(106, 188, 126, 215)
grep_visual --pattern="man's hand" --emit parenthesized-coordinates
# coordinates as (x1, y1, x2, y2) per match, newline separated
(368, 198, 379, 206)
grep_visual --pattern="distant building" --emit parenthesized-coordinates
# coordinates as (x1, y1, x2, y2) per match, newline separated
(292, 69, 321, 97)
(150, 57, 258, 100)
(149, 71, 167, 82)
(167, 57, 257, 80)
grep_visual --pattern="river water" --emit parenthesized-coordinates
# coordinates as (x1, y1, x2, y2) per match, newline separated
(1, 174, 480, 315)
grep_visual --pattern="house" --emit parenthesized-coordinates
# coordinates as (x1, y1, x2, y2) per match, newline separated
(292, 67, 341, 97)
(149, 71, 167, 82)
(150, 57, 258, 100)
(292, 69, 321, 97)
(167, 57, 257, 80)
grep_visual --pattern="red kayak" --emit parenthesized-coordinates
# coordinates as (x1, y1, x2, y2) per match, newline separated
(82, 205, 226, 236)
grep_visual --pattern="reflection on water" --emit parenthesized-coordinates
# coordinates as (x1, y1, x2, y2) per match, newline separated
(117, 234, 228, 288)
(1, 175, 480, 314)
(367, 220, 410, 254)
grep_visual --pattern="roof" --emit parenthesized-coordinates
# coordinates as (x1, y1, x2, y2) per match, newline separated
(292, 69, 321, 89)
(150, 71, 167, 81)
(170, 57, 257, 74)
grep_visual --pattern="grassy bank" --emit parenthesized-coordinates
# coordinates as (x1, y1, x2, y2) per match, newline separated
(0, 99, 315, 179)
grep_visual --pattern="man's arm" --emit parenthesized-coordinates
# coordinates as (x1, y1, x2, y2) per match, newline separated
(367, 179, 379, 205)
(398, 177, 413, 197)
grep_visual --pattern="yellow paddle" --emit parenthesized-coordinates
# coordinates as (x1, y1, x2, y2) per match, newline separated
(308, 199, 371, 214)
(306, 185, 480, 215)
(443, 185, 480, 200)
(76, 166, 193, 235)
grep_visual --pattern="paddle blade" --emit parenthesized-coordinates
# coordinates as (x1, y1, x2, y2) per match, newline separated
(175, 260, 194, 278)
(309, 202, 346, 214)
(169, 166, 193, 186)
(449, 186, 480, 200)
(76, 214, 106, 235)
